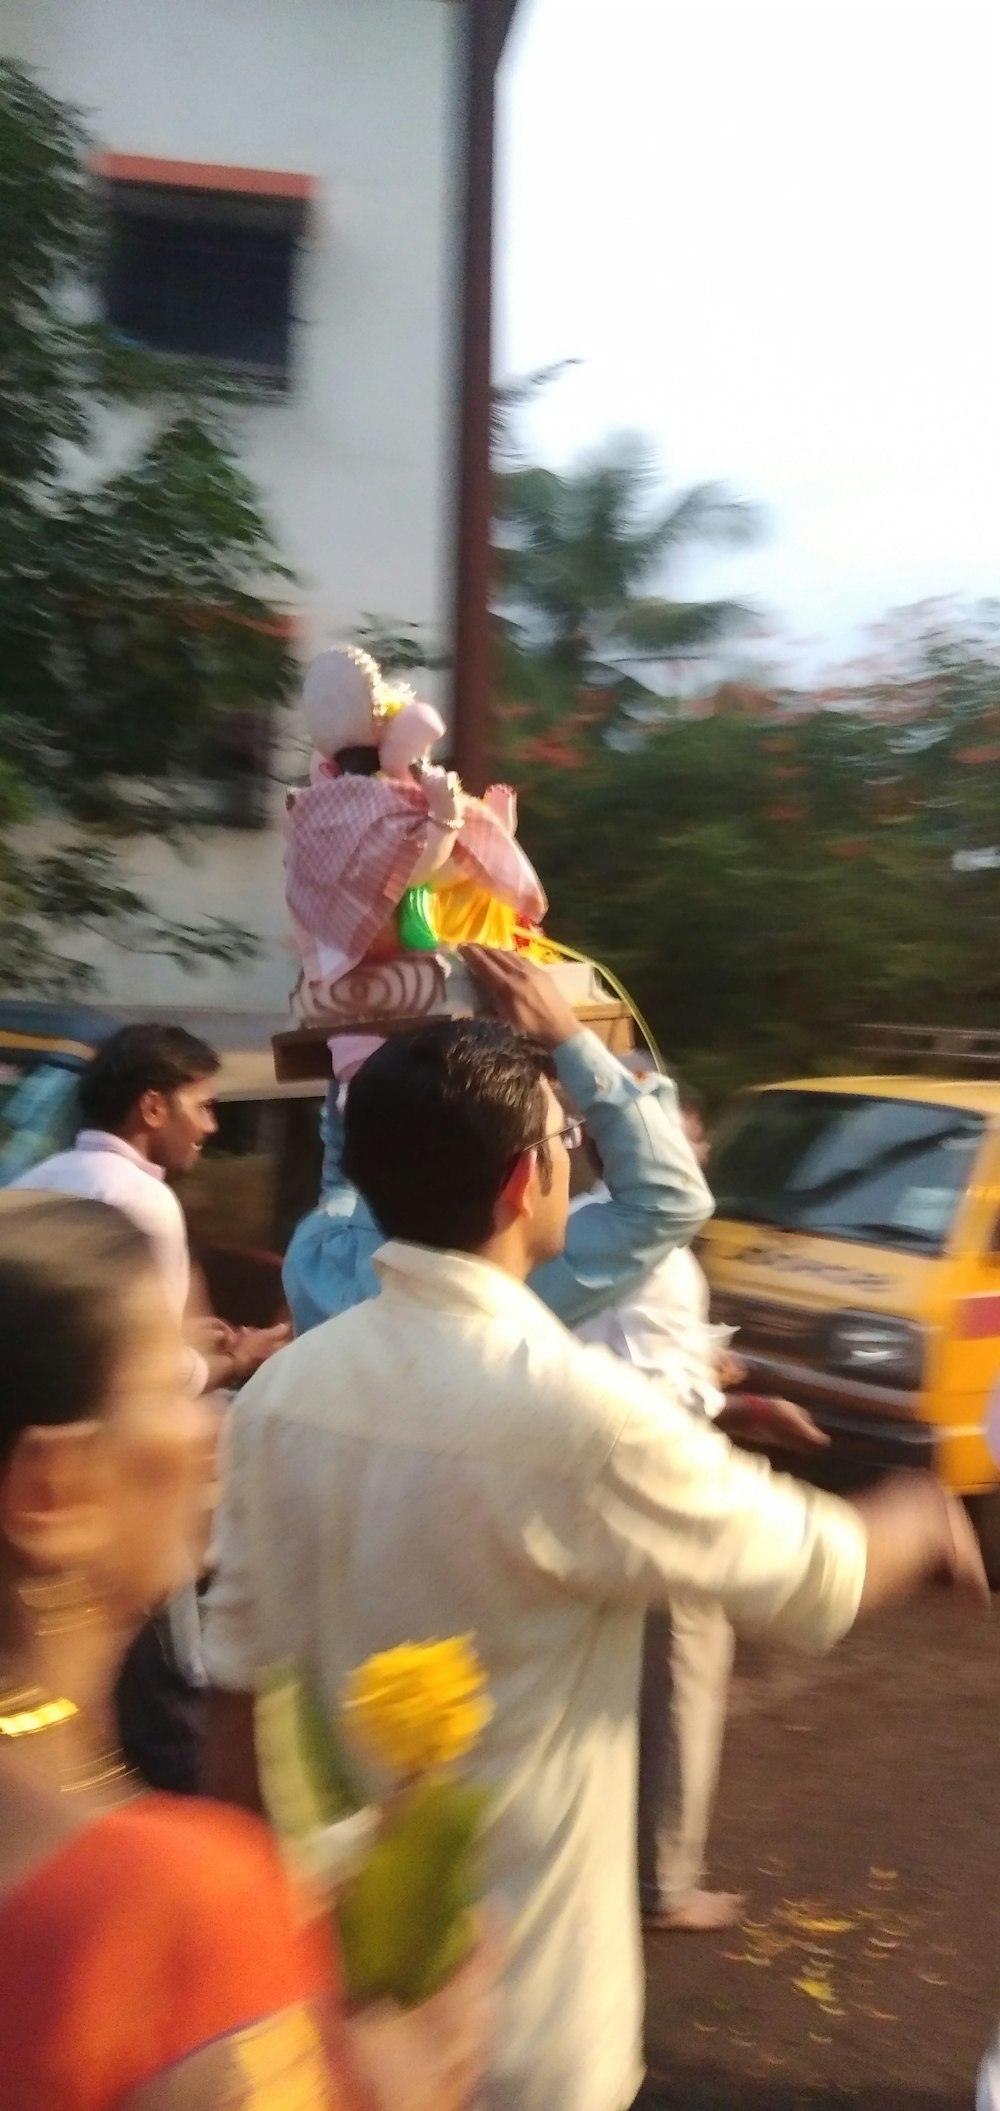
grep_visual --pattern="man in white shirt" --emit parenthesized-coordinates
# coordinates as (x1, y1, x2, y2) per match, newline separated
(201, 1000, 986, 2111)
(575, 1077, 828, 1931)
(14, 1022, 286, 1393)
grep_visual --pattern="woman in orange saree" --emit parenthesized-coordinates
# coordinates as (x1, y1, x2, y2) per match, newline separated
(0, 1195, 492, 2111)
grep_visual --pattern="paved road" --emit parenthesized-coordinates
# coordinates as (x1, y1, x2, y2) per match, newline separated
(638, 1592, 1000, 2110)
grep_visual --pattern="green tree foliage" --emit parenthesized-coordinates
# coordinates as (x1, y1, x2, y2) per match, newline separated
(492, 369, 761, 701)
(352, 616, 449, 678)
(0, 60, 297, 993)
(494, 605, 1000, 1100)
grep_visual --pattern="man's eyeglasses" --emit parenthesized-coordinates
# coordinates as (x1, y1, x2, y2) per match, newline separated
(504, 1119, 584, 1182)
(532, 1119, 584, 1156)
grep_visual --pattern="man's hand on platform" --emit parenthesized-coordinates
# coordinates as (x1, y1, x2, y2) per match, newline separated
(461, 946, 581, 1050)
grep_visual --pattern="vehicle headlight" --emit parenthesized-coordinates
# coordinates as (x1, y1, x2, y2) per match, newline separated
(825, 1312, 924, 1391)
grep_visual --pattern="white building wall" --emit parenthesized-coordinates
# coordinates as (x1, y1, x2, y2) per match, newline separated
(1, 0, 461, 1010)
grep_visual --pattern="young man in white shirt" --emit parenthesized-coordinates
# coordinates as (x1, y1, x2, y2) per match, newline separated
(14, 1022, 286, 1393)
(575, 1074, 828, 1931)
(201, 995, 986, 2111)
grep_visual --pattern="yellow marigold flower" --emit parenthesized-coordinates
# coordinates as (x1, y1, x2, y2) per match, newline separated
(341, 1636, 492, 1777)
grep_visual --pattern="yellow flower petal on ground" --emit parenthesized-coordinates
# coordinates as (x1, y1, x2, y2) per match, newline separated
(783, 1910, 854, 1936)
(744, 1930, 792, 1958)
(794, 1976, 835, 2003)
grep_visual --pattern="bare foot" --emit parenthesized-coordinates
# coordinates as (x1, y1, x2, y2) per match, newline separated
(643, 1888, 745, 1932)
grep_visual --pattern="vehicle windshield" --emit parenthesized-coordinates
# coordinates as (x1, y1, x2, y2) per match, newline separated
(0, 1061, 80, 1185)
(708, 1090, 986, 1254)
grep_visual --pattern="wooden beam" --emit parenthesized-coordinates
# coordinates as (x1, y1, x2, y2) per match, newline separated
(450, 0, 520, 791)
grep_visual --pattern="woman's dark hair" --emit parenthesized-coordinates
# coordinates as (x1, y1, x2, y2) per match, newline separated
(342, 1018, 555, 1251)
(0, 1197, 155, 1468)
(78, 1024, 219, 1133)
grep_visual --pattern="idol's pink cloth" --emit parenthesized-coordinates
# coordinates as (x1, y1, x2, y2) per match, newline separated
(285, 773, 546, 984)
(329, 1034, 383, 1080)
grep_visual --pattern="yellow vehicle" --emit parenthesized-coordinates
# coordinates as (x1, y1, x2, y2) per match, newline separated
(699, 1042, 1000, 1576)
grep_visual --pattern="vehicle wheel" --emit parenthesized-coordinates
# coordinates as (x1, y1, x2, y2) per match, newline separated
(965, 1491, 1000, 1591)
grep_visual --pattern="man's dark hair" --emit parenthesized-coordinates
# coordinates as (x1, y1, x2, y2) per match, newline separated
(78, 1023, 219, 1133)
(342, 1018, 554, 1251)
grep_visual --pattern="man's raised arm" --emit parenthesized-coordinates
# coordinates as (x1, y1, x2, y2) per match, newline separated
(462, 946, 712, 1329)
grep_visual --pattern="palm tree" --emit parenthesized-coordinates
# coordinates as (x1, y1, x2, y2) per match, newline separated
(491, 372, 762, 701)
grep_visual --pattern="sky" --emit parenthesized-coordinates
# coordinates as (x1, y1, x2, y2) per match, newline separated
(496, 0, 1000, 674)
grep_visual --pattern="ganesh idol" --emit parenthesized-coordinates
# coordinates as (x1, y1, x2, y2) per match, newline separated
(284, 646, 548, 1027)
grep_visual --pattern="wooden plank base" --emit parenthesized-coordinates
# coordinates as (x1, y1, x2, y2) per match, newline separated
(272, 1000, 637, 1082)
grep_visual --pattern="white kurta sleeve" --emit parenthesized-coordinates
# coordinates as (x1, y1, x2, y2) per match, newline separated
(527, 1352, 868, 1653)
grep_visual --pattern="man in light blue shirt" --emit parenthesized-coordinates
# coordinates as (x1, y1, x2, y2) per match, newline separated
(283, 947, 713, 1335)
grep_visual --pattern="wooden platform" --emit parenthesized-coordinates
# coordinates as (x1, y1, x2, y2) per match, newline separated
(273, 998, 637, 1082)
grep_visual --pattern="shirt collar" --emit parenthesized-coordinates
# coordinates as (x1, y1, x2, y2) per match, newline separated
(374, 1239, 538, 1323)
(75, 1130, 167, 1182)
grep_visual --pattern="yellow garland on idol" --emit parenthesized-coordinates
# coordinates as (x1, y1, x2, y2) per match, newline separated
(341, 1636, 493, 1777)
(346, 643, 413, 726)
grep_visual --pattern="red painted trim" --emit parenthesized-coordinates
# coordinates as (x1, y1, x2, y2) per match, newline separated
(92, 152, 316, 201)
(231, 610, 301, 640)
(184, 607, 302, 640)
(959, 1294, 1000, 1339)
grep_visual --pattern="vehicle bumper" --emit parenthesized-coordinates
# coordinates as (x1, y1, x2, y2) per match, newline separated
(799, 1405, 935, 1473)
(739, 1350, 936, 1484)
